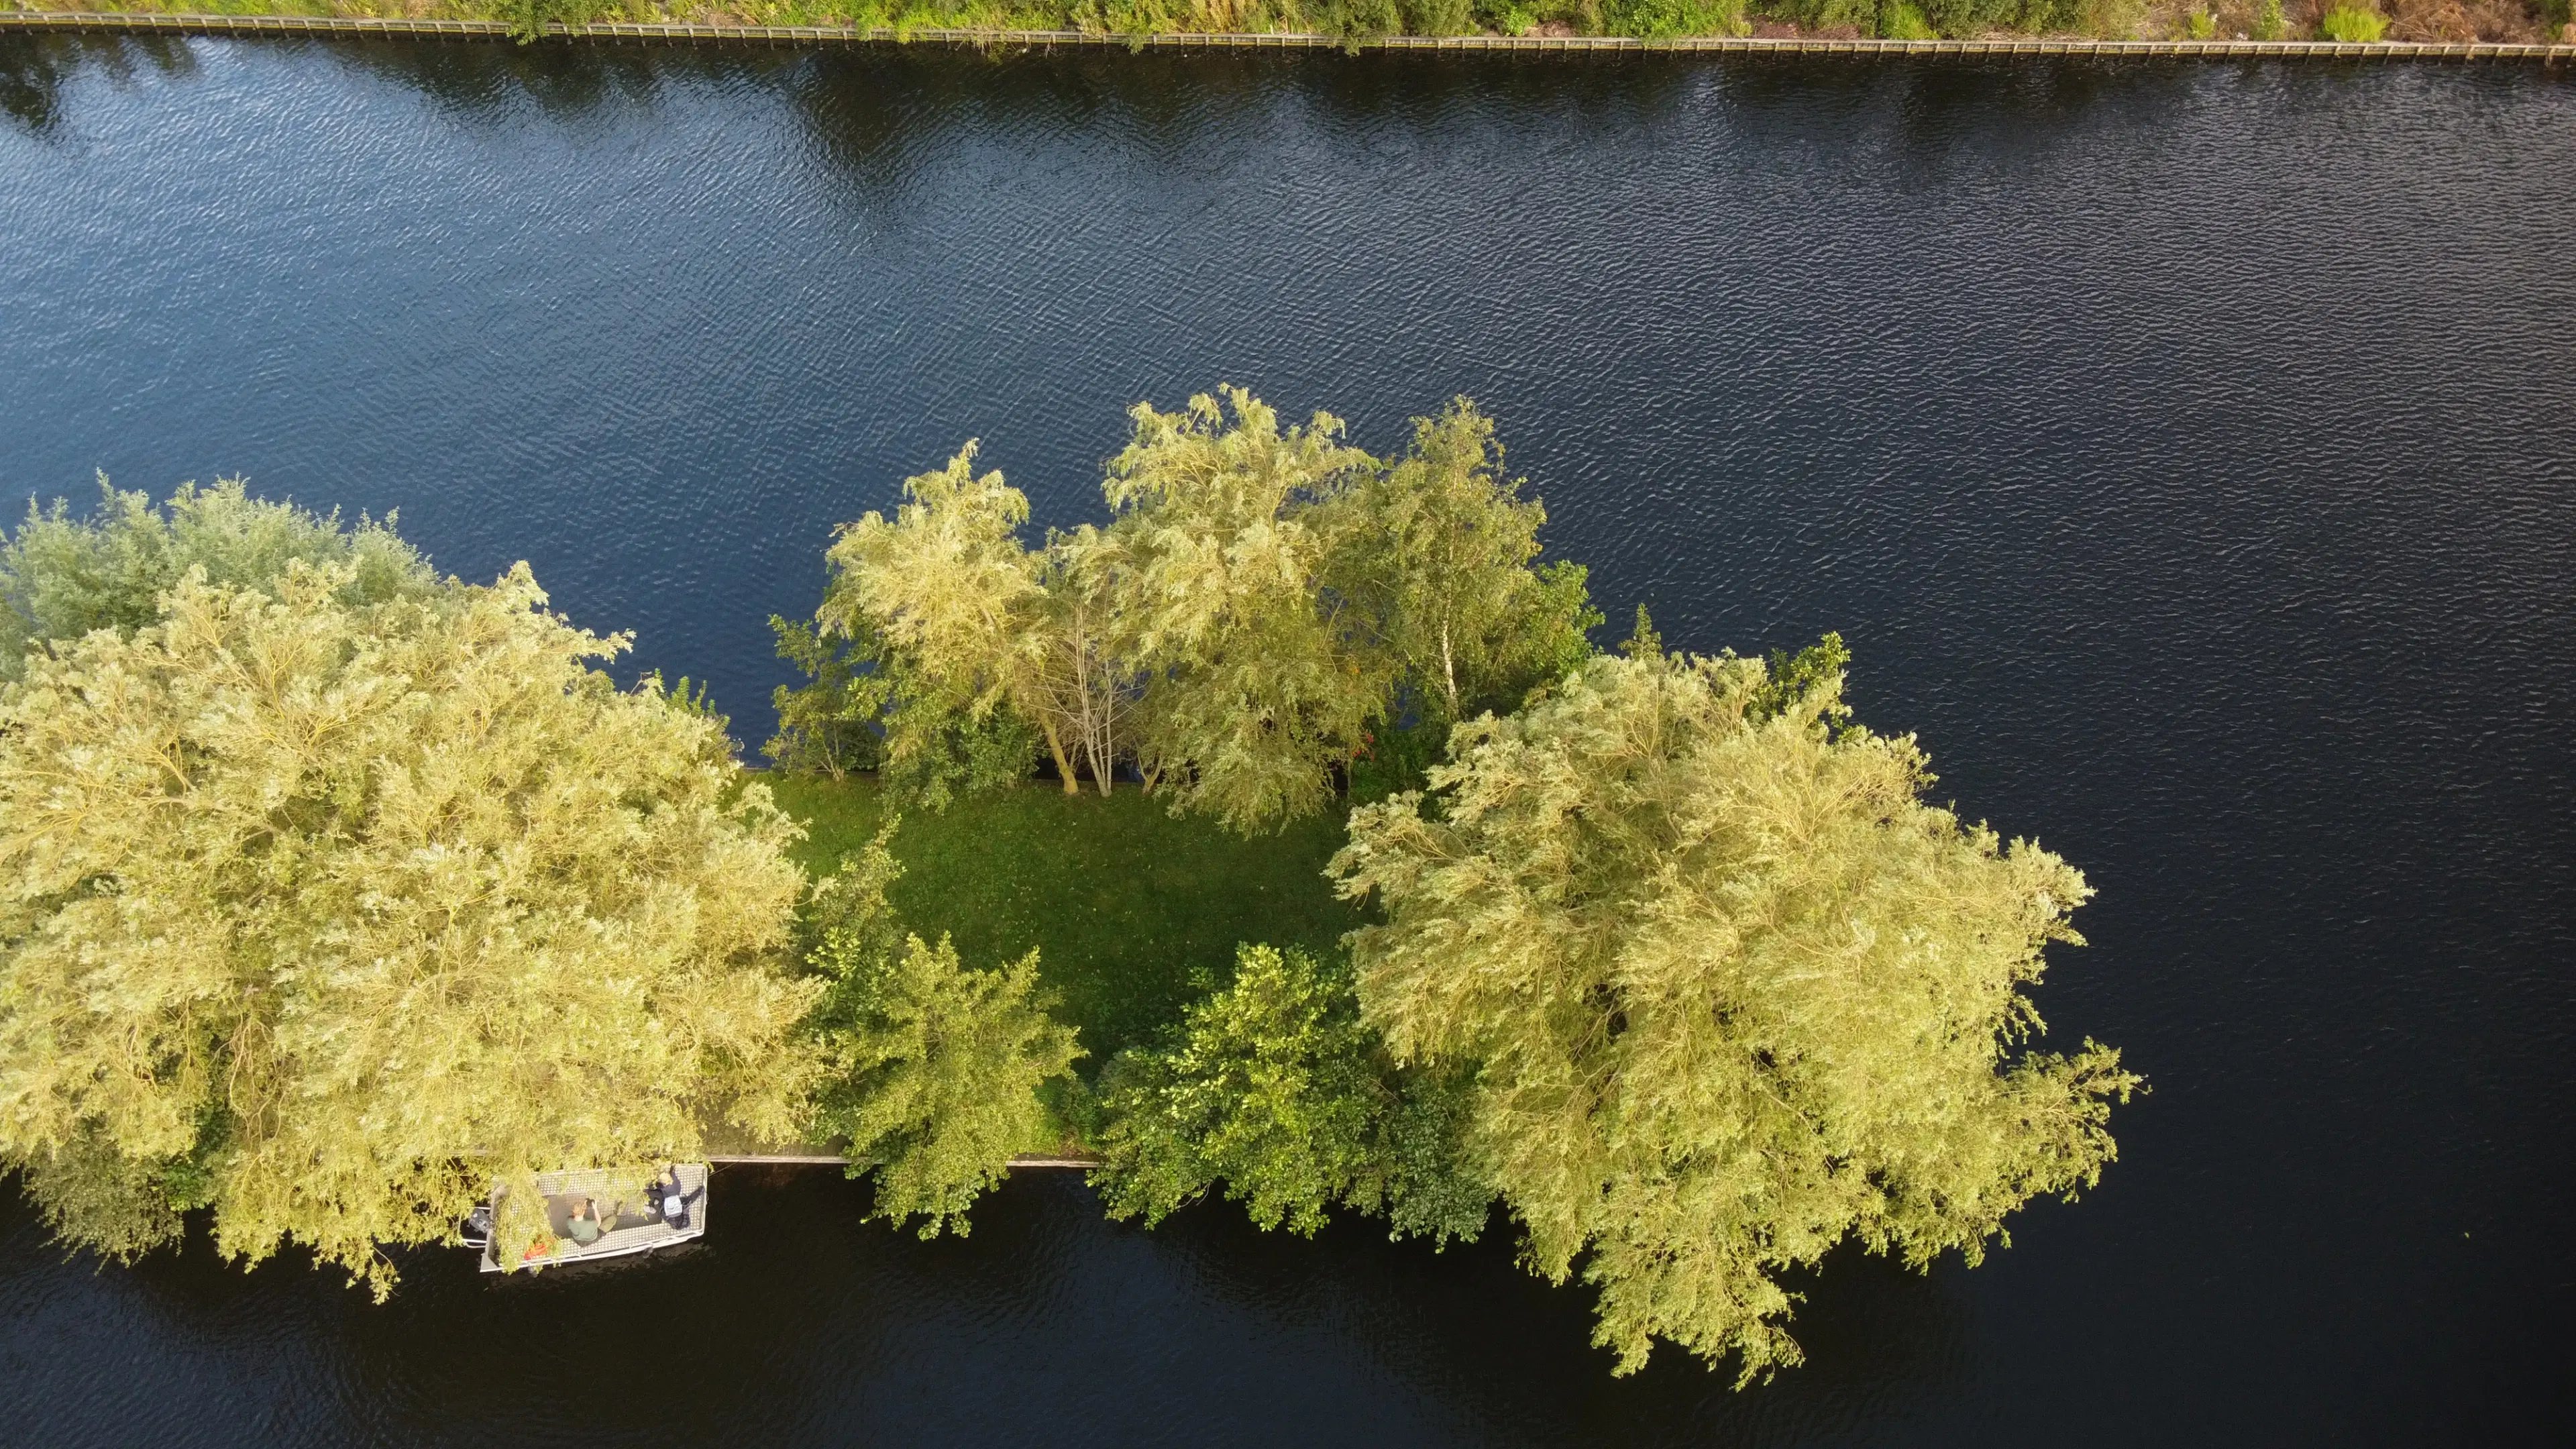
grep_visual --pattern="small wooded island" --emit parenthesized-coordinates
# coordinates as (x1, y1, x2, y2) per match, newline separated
(0, 390, 2134, 1381)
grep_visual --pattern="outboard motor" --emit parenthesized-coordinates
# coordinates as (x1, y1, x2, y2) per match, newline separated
(462, 1203, 494, 1248)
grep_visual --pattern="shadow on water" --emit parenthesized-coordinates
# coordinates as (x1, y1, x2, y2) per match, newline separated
(3, 34, 2206, 172)
(5, 1161, 1970, 1448)
(6, 28, 2570, 162)
(317, 33, 795, 123)
(0, 33, 197, 138)
(1133, 1181, 1974, 1446)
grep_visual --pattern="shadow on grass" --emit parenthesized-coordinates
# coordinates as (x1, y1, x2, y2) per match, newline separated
(767, 774, 1367, 1069)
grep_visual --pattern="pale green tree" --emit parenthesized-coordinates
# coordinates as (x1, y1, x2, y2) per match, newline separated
(1328, 399, 1599, 724)
(802, 824, 1083, 1236)
(0, 561, 823, 1294)
(1331, 645, 2137, 1379)
(1089, 942, 1489, 1244)
(0, 475, 433, 681)
(818, 445, 1117, 799)
(1100, 388, 1387, 833)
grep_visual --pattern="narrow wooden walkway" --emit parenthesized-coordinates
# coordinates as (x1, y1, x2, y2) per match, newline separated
(2, 13, 2570, 62)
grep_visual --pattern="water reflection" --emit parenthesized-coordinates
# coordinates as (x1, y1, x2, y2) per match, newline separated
(1, 32, 2224, 167)
(0, 33, 197, 136)
(323, 31, 772, 122)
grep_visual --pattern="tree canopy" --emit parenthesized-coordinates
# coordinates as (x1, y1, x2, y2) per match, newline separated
(0, 559, 823, 1293)
(801, 824, 1083, 1237)
(1088, 941, 1489, 1245)
(796, 388, 1597, 835)
(0, 423, 2135, 1377)
(1328, 398, 1598, 728)
(818, 443, 1125, 808)
(0, 475, 434, 683)
(1331, 644, 2137, 1379)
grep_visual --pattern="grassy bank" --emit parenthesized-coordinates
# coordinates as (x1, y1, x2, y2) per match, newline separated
(769, 774, 1364, 1070)
(18, 1, 2569, 47)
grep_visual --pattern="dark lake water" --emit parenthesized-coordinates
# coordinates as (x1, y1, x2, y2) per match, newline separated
(3, 32, 2573, 1447)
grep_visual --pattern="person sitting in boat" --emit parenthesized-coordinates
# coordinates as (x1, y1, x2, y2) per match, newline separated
(565, 1196, 604, 1248)
(654, 1167, 694, 1230)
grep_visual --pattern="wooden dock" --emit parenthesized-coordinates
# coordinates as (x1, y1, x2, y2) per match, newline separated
(1, 13, 2570, 62)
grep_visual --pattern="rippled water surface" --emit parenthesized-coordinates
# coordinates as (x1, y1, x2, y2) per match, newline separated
(3, 34, 2572, 1447)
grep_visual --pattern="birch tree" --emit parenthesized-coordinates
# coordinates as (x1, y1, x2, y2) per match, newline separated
(819, 446, 1122, 798)
(1100, 388, 1387, 833)
(1328, 399, 1598, 725)
(0, 562, 822, 1294)
(1332, 646, 2137, 1380)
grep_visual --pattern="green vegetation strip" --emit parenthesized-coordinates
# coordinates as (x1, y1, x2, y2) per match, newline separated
(3, 13, 2569, 56)
(769, 774, 1364, 1069)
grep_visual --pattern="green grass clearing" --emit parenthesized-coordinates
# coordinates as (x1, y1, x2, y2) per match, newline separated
(765, 774, 1367, 1071)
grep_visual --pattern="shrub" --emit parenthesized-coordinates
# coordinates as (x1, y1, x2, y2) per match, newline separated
(1399, 0, 1479, 29)
(1916, 0, 2081, 36)
(2315, 4, 2386, 38)
(2251, 0, 2284, 35)
(1601, 0, 1739, 35)
(1312, 0, 1404, 39)
(0, 475, 433, 684)
(1777, 0, 1875, 28)
(2184, 5, 2216, 35)
(1881, 0, 1937, 36)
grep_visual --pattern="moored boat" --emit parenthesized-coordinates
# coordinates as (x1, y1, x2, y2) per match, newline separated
(463, 1163, 709, 1273)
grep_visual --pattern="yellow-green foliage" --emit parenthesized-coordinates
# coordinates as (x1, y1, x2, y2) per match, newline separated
(1100, 388, 1387, 833)
(1089, 940, 1493, 1243)
(1881, 1, 1937, 37)
(0, 474, 433, 684)
(2315, 4, 2386, 38)
(1333, 648, 2137, 1379)
(1327, 399, 1598, 728)
(819, 442, 1102, 801)
(0, 561, 821, 1294)
(803, 826, 1083, 1236)
(1091, 943, 1389, 1235)
(804, 389, 1596, 836)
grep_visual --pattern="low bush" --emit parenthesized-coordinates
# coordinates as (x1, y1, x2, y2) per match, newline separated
(1602, 0, 1743, 36)
(2316, 3, 2388, 37)
(1880, 0, 1937, 34)
(1910, 0, 2084, 37)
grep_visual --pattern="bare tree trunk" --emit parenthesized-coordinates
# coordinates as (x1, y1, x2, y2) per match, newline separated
(1071, 606, 1112, 797)
(1440, 617, 1459, 718)
(1037, 715, 1081, 796)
